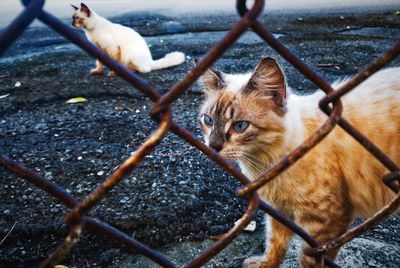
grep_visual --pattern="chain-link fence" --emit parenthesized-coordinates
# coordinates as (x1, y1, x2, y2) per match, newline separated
(1, 0, 399, 267)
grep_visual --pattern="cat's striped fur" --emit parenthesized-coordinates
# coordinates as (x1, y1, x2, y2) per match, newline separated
(199, 57, 400, 267)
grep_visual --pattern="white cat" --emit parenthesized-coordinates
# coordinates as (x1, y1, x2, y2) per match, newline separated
(72, 3, 185, 76)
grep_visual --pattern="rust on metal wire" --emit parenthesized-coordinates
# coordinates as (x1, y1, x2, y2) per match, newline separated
(383, 171, 400, 191)
(251, 21, 337, 95)
(305, 189, 400, 258)
(169, 122, 339, 268)
(65, 110, 172, 225)
(184, 192, 260, 268)
(236, 99, 343, 198)
(37, 10, 161, 102)
(39, 222, 84, 268)
(318, 41, 400, 191)
(0, 0, 399, 267)
(320, 41, 400, 108)
(0, 154, 79, 208)
(0, 154, 176, 268)
(150, 0, 265, 115)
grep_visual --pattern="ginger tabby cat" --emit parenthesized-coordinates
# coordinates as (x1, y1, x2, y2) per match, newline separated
(199, 57, 400, 267)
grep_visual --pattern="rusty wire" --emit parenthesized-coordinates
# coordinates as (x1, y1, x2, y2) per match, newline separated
(1, 0, 399, 267)
(0, 154, 176, 268)
(305, 189, 400, 258)
(64, 110, 172, 226)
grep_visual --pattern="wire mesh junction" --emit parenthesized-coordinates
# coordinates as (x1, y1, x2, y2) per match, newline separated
(1, 0, 400, 267)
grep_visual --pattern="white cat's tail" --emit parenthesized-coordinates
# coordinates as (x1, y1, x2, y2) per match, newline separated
(151, 51, 185, 71)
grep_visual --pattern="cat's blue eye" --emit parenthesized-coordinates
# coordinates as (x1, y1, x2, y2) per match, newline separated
(233, 121, 249, 132)
(204, 115, 214, 126)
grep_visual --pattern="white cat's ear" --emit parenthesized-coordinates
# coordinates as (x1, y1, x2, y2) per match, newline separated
(71, 4, 79, 11)
(196, 60, 226, 92)
(80, 3, 91, 16)
(244, 57, 286, 107)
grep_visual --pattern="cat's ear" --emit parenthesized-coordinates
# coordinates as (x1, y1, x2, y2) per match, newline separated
(195, 61, 225, 93)
(71, 4, 79, 11)
(244, 57, 286, 107)
(80, 3, 91, 16)
(201, 68, 226, 92)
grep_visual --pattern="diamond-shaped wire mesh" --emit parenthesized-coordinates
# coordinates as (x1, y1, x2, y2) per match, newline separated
(1, 0, 399, 267)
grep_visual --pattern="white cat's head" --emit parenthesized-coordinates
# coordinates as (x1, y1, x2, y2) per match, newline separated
(199, 57, 288, 163)
(72, 3, 92, 29)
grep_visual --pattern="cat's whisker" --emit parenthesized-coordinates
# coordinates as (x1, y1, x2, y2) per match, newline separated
(198, 56, 400, 267)
(240, 155, 267, 170)
(242, 150, 277, 167)
(240, 151, 270, 164)
(238, 154, 268, 175)
(220, 150, 275, 177)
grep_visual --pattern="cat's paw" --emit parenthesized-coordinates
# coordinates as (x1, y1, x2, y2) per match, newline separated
(90, 68, 102, 75)
(243, 256, 268, 268)
(107, 71, 116, 77)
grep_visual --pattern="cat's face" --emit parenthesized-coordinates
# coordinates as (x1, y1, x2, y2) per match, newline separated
(199, 57, 287, 163)
(72, 3, 91, 29)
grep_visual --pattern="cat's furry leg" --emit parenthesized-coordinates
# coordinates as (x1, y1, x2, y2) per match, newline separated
(298, 208, 352, 267)
(90, 60, 104, 74)
(106, 46, 121, 77)
(244, 216, 294, 268)
(127, 61, 140, 73)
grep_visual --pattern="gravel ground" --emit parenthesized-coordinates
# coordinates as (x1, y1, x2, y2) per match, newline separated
(0, 7, 400, 268)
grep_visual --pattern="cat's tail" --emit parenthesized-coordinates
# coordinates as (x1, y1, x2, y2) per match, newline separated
(151, 51, 185, 71)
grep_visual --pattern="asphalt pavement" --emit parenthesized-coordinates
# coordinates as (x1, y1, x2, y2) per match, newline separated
(0, 2, 399, 267)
